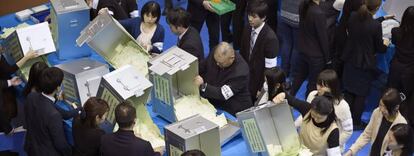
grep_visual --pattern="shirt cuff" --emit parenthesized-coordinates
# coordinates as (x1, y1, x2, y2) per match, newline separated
(7, 80, 11, 87)
(327, 146, 341, 156)
(265, 57, 277, 68)
(130, 10, 139, 18)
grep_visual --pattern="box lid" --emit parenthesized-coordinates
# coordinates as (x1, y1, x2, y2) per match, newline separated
(165, 115, 218, 139)
(102, 65, 152, 99)
(55, 58, 108, 75)
(50, 0, 89, 14)
(149, 46, 197, 76)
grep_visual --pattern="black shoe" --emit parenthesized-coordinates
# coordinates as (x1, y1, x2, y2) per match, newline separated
(353, 122, 368, 131)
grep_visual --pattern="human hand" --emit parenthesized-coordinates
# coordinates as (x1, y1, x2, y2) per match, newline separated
(272, 92, 286, 104)
(9, 77, 22, 86)
(384, 14, 395, 20)
(194, 75, 204, 86)
(98, 8, 109, 15)
(25, 49, 40, 60)
(202, 1, 216, 13)
(383, 38, 391, 46)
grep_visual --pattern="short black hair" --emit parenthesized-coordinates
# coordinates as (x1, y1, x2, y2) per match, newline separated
(115, 101, 136, 128)
(166, 7, 191, 28)
(39, 67, 63, 94)
(247, 0, 268, 19)
(141, 1, 161, 24)
(381, 88, 402, 115)
(181, 150, 206, 156)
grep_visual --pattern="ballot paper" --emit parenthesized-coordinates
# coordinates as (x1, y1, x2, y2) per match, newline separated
(382, 19, 400, 39)
(15, 22, 56, 55)
(110, 41, 150, 76)
(174, 95, 228, 128)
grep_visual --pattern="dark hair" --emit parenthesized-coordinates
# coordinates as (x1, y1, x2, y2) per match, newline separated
(23, 62, 48, 96)
(357, 0, 382, 20)
(39, 67, 64, 94)
(115, 100, 136, 128)
(381, 88, 401, 116)
(305, 93, 336, 134)
(247, 0, 268, 19)
(265, 67, 287, 101)
(81, 97, 109, 128)
(166, 7, 191, 28)
(400, 6, 414, 47)
(391, 124, 414, 156)
(181, 150, 206, 156)
(317, 69, 342, 103)
(141, 1, 161, 24)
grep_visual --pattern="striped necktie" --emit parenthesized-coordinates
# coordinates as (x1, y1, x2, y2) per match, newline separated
(249, 30, 257, 60)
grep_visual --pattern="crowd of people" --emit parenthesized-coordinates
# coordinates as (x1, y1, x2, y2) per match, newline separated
(0, 0, 413, 155)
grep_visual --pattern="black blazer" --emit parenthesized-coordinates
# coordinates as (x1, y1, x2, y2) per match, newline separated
(100, 129, 159, 156)
(240, 23, 278, 98)
(0, 79, 12, 134)
(201, 53, 252, 115)
(24, 92, 72, 156)
(0, 55, 19, 134)
(72, 117, 105, 156)
(341, 12, 387, 70)
(298, 2, 330, 61)
(178, 26, 205, 62)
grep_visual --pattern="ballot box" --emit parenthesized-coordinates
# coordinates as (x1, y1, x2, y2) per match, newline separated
(149, 46, 240, 145)
(383, 0, 414, 21)
(50, 0, 91, 60)
(165, 115, 221, 156)
(96, 65, 164, 149)
(76, 12, 150, 76)
(2, 22, 54, 81)
(55, 58, 109, 105)
(236, 101, 301, 156)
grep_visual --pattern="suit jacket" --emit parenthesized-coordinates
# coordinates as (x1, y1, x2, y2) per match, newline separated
(201, 53, 252, 115)
(178, 26, 205, 62)
(187, 0, 209, 23)
(240, 23, 278, 98)
(72, 117, 105, 156)
(0, 55, 18, 133)
(24, 92, 72, 156)
(0, 79, 12, 133)
(100, 129, 159, 156)
(119, 17, 165, 54)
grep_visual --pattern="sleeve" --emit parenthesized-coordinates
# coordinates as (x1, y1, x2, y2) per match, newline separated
(326, 129, 341, 156)
(55, 105, 81, 120)
(126, 0, 138, 18)
(315, 13, 331, 62)
(333, 0, 345, 11)
(0, 56, 19, 76)
(150, 26, 165, 54)
(0, 80, 8, 89)
(285, 94, 312, 116)
(390, 28, 398, 45)
(47, 112, 72, 156)
(202, 75, 248, 101)
(143, 141, 158, 156)
(181, 44, 203, 62)
(375, 16, 385, 23)
(188, 0, 205, 7)
(373, 23, 388, 54)
(349, 109, 377, 155)
(264, 34, 279, 68)
(337, 100, 353, 147)
(119, 18, 135, 37)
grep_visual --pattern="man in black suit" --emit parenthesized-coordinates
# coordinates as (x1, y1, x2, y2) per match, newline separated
(167, 8, 205, 62)
(100, 101, 160, 156)
(0, 76, 21, 134)
(24, 67, 72, 156)
(187, 0, 219, 50)
(240, 1, 279, 102)
(195, 42, 252, 115)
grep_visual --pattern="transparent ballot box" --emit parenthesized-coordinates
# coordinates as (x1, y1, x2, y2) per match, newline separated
(96, 65, 164, 149)
(149, 46, 240, 145)
(76, 12, 150, 76)
(55, 58, 109, 105)
(2, 22, 55, 81)
(165, 115, 221, 156)
(236, 101, 301, 156)
(50, 0, 91, 59)
(383, 0, 414, 21)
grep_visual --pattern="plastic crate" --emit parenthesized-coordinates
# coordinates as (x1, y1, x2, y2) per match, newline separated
(210, 0, 235, 15)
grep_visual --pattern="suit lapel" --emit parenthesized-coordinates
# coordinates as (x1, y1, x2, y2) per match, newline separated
(250, 25, 267, 61)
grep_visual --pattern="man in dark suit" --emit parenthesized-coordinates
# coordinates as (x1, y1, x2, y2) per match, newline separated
(100, 101, 160, 156)
(166, 8, 205, 62)
(0, 76, 21, 134)
(24, 67, 72, 156)
(195, 42, 252, 115)
(239, 1, 279, 102)
(187, 0, 219, 50)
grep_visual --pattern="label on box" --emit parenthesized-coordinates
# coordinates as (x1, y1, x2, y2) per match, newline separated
(169, 144, 183, 156)
(242, 118, 266, 153)
(101, 87, 120, 123)
(154, 75, 171, 105)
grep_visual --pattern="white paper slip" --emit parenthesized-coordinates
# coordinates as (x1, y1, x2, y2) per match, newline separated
(16, 22, 56, 56)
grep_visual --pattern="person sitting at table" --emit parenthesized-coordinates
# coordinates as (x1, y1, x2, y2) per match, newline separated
(166, 7, 204, 62)
(120, 1, 165, 55)
(341, 0, 390, 130)
(383, 123, 414, 156)
(100, 101, 161, 156)
(24, 67, 72, 156)
(73, 97, 109, 156)
(194, 42, 252, 115)
(273, 92, 341, 156)
(344, 88, 408, 156)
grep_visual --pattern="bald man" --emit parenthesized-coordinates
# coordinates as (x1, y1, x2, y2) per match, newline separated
(194, 42, 252, 115)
